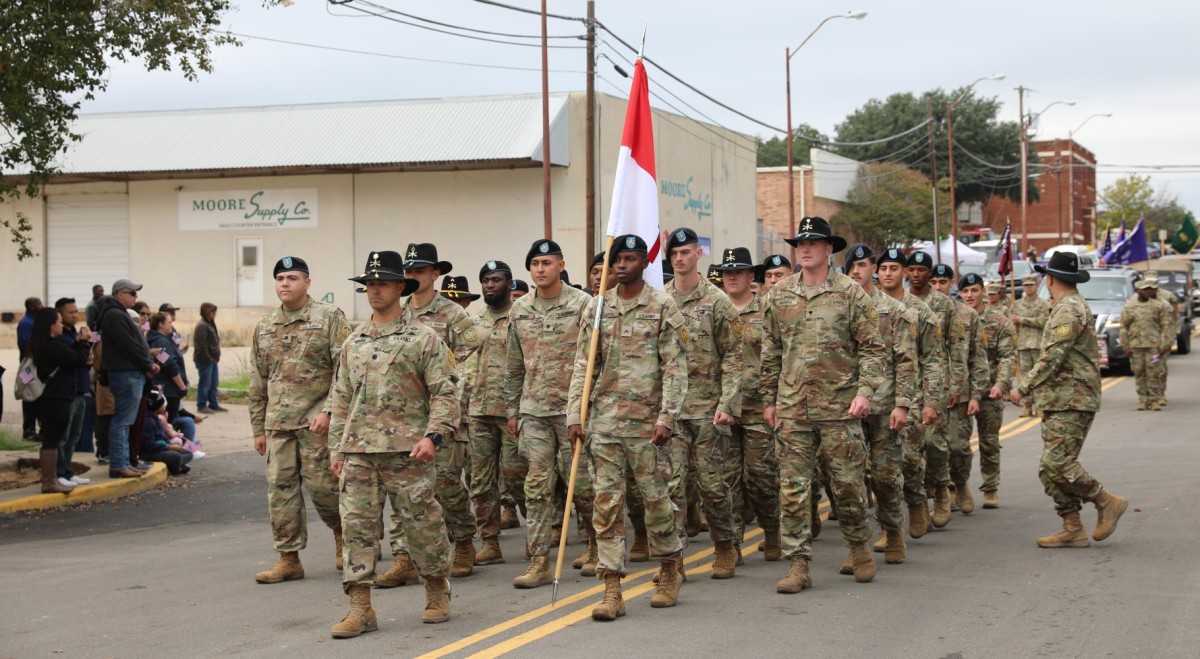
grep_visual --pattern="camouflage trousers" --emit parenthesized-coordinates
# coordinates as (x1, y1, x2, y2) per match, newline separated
(863, 414, 904, 532)
(340, 452, 451, 592)
(389, 439, 476, 556)
(727, 415, 780, 543)
(468, 415, 527, 540)
(1130, 348, 1166, 404)
(899, 409, 928, 507)
(667, 419, 735, 545)
(777, 418, 870, 561)
(947, 403, 975, 487)
(1018, 350, 1038, 387)
(976, 399, 1005, 492)
(519, 415, 595, 557)
(589, 431, 681, 576)
(923, 405, 951, 492)
(1039, 410, 1104, 516)
(265, 428, 341, 553)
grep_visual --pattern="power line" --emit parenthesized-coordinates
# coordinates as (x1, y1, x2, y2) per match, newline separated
(342, 0, 587, 49)
(470, 0, 586, 23)
(365, 2, 585, 39)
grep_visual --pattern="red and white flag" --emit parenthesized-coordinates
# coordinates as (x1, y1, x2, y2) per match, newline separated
(605, 59, 663, 288)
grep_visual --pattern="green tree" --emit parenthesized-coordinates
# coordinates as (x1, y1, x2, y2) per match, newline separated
(833, 89, 1027, 207)
(1144, 190, 1190, 250)
(1, 1, 273, 260)
(755, 124, 829, 167)
(1097, 174, 1154, 229)
(833, 162, 949, 250)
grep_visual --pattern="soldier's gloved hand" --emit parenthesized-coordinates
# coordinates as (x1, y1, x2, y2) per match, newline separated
(848, 396, 871, 419)
(254, 434, 266, 456)
(712, 411, 734, 426)
(507, 418, 519, 436)
(568, 424, 585, 445)
(967, 399, 980, 416)
(889, 407, 908, 431)
(309, 412, 330, 435)
(921, 407, 937, 425)
(651, 424, 672, 447)
(988, 385, 1004, 400)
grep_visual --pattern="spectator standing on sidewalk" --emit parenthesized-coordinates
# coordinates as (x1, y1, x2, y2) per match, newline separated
(148, 312, 189, 419)
(28, 308, 92, 493)
(194, 302, 225, 412)
(18, 296, 44, 440)
(97, 278, 158, 478)
(85, 284, 104, 330)
(54, 298, 94, 487)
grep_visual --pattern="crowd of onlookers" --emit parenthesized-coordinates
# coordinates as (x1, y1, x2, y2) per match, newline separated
(13, 280, 216, 493)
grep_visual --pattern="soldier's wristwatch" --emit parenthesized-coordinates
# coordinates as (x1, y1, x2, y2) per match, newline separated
(425, 433, 443, 448)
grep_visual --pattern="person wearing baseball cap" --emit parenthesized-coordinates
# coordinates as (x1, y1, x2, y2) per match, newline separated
(1015, 250, 1128, 549)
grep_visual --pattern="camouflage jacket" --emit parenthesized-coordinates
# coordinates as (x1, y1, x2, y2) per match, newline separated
(735, 295, 766, 417)
(567, 285, 686, 435)
(504, 285, 591, 419)
(901, 291, 948, 412)
(1020, 289, 1101, 412)
(329, 309, 460, 453)
(989, 299, 1013, 316)
(666, 277, 743, 419)
(466, 303, 512, 418)
(977, 305, 1018, 395)
(406, 293, 480, 365)
(868, 288, 919, 412)
(1119, 297, 1173, 349)
(949, 303, 991, 403)
(1012, 294, 1051, 350)
(1156, 287, 1179, 309)
(761, 270, 886, 421)
(249, 298, 351, 436)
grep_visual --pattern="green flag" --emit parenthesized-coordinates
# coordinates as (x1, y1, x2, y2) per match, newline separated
(1170, 211, 1200, 254)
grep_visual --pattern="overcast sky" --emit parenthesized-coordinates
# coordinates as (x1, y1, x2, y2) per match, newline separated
(83, 0, 1200, 221)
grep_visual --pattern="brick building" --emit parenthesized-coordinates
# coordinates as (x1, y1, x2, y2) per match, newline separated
(756, 148, 856, 259)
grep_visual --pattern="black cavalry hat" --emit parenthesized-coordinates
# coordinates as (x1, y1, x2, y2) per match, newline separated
(401, 243, 452, 275)
(666, 227, 699, 252)
(525, 239, 564, 270)
(783, 216, 848, 253)
(1035, 251, 1091, 284)
(350, 251, 419, 295)
(441, 276, 481, 301)
(706, 264, 724, 285)
(716, 247, 761, 272)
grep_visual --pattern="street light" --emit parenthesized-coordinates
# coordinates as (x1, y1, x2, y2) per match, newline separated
(785, 10, 867, 260)
(946, 73, 1005, 269)
(1067, 113, 1112, 245)
(1017, 95, 1075, 255)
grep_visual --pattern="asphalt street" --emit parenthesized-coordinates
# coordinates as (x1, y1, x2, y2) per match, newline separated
(2, 348, 1198, 658)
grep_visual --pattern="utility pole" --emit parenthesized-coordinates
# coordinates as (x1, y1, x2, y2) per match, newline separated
(1017, 86, 1029, 257)
(927, 99, 942, 264)
(584, 0, 596, 259)
(540, 0, 552, 239)
(946, 98, 960, 270)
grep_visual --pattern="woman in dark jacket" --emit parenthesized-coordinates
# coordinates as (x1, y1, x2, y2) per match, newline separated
(148, 312, 189, 420)
(28, 308, 92, 493)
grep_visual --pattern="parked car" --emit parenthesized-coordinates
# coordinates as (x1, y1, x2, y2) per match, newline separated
(1042, 245, 1099, 269)
(1040, 267, 1138, 374)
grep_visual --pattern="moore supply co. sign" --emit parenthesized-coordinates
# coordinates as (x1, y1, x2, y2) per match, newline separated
(178, 189, 318, 230)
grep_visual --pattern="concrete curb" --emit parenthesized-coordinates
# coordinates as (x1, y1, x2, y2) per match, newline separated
(0, 462, 168, 514)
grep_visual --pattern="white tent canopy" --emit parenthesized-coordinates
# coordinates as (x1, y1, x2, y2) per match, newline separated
(907, 237, 988, 266)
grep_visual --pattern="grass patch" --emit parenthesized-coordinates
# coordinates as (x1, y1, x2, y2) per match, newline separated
(219, 352, 253, 392)
(0, 428, 38, 451)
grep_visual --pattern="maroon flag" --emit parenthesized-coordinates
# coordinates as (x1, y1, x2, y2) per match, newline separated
(996, 222, 1014, 276)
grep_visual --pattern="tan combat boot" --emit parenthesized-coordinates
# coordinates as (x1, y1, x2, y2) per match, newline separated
(375, 553, 420, 588)
(423, 577, 451, 624)
(956, 482, 975, 515)
(848, 541, 876, 583)
(1037, 511, 1090, 548)
(331, 585, 377, 639)
(839, 552, 854, 576)
(591, 571, 626, 621)
(475, 536, 504, 566)
(578, 537, 599, 577)
(931, 486, 952, 528)
(982, 491, 1000, 509)
(451, 538, 476, 578)
(255, 552, 305, 584)
(512, 555, 553, 589)
(761, 527, 782, 561)
(1136, 401, 1148, 411)
(650, 560, 682, 608)
(1150, 400, 1164, 411)
(775, 557, 812, 594)
(735, 544, 744, 566)
(883, 529, 906, 564)
(711, 540, 737, 579)
(908, 503, 929, 539)
(1092, 491, 1129, 541)
(334, 530, 344, 571)
(551, 526, 562, 547)
(872, 530, 888, 553)
(500, 505, 520, 530)
(629, 520, 650, 562)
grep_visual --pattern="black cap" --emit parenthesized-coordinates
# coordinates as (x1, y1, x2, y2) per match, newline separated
(401, 243, 452, 275)
(662, 259, 675, 283)
(524, 239, 564, 270)
(783, 216, 848, 253)
(349, 250, 419, 296)
(273, 256, 309, 278)
(843, 243, 875, 268)
(716, 247, 758, 271)
(666, 227, 699, 252)
(931, 263, 954, 279)
(590, 252, 606, 269)
(958, 273, 985, 290)
(762, 254, 791, 270)
(875, 247, 907, 267)
(706, 264, 724, 284)
(609, 234, 648, 265)
(158, 303, 179, 314)
(479, 260, 512, 282)
(441, 276, 480, 301)
(906, 251, 933, 269)
(1035, 251, 1091, 284)
(511, 279, 530, 293)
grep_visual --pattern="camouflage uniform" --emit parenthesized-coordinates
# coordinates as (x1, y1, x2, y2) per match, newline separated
(1012, 292, 1051, 393)
(567, 286, 685, 576)
(388, 294, 480, 555)
(467, 303, 524, 542)
(329, 309, 458, 589)
(761, 271, 887, 561)
(250, 298, 350, 553)
(912, 288, 958, 493)
(1154, 285, 1178, 400)
(504, 286, 596, 557)
(1119, 294, 1173, 407)
(973, 306, 1017, 492)
(664, 277, 743, 546)
(1018, 289, 1106, 515)
(729, 295, 780, 544)
(945, 303, 990, 492)
(863, 289, 919, 532)
(899, 292, 947, 509)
